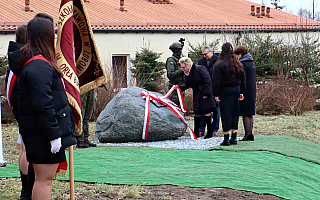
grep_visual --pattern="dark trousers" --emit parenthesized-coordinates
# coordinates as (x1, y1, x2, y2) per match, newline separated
(76, 89, 95, 142)
(199, 102, 220, 133)
(220, 86, 240, 132)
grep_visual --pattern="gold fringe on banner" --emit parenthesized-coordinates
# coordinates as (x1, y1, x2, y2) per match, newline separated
(73, 0, 107, 95)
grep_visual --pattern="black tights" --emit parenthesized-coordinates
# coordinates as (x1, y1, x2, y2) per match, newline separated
(243, 116, 253, 137)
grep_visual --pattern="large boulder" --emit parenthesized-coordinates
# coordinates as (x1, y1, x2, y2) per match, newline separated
(95, 87, 187, 143)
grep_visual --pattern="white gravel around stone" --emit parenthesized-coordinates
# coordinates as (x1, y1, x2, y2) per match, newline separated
(94, 136, 242, 150)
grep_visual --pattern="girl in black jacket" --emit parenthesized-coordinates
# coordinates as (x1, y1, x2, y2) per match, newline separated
(178, 57, 216, 139)
(212, 42, 246, 146)
(6, 24, 34, 200)
(8, 16, 76, 200)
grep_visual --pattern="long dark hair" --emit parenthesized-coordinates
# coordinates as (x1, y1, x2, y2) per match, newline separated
(214, 42, 244, 77)
(15, 24, 27, 45)
(18, 17, 61, 76)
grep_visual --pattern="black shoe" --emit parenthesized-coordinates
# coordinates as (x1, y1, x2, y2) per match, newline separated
(85, 140, 97, 147)
(229, 132, 238, 145)
(220, 140, 230, 146)
(204, 133, 213, 139)
(77, 141, 90, 148)
(220, 134, 230, 146)
(241, 134, 254, 141)
(20, 194, 31, 200)
(20, 188, 31, 200)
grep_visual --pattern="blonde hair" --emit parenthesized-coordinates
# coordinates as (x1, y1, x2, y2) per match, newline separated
(178, 57, 193, 66)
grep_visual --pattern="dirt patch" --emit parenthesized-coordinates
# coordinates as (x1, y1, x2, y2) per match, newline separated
(102, 185, 285, 200)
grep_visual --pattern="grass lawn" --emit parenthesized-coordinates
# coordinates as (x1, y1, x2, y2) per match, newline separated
(1, 111, 320, 199)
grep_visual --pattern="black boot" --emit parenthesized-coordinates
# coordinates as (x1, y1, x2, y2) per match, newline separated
(204, 116, 213, 139)
(229, 132, 238, 145)
(85, 139, 97, 147)
(20, 171, 28, 200)
(77, 141, 90, 148)
(220, 134, 230, 146)
(24, 163, 34, 200)
(20, 164, 33, 200)
(194, 116, 201, 138)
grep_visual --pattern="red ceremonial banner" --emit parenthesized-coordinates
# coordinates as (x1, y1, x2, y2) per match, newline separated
(56, 0, 82, 134)
(56, 0, 107, 134)
(55, 0, 107, 178)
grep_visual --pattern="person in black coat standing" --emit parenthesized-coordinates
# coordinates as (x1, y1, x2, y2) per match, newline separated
(8, 16, 76, 200)
(178, 57, 216, 139)
(6, 24, 35, 200)
(212, 42, 246, 146)
(198, 45, 219, 137)
(234, 46, 256, 141)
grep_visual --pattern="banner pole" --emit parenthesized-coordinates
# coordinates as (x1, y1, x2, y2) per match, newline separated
(0, 93, 7, 167)
(69, 146, 75, 200)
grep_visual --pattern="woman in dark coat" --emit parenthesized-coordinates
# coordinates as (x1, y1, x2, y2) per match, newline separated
(8, 17, 76, 200)
(178, 57, 216, 139)
(234, 46, 256, 141)
(6, 24, 34, 200)
(212, 42, 246, 146)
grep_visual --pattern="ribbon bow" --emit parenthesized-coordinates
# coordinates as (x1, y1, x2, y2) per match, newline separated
(140, 85, 197, 140)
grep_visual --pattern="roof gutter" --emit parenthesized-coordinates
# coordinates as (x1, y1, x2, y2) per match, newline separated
(1, 28, 319, 35)
(91, 28, 320, 34)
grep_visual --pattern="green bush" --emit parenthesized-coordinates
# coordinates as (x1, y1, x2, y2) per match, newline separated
(238, 33, 320, 87)
(0, 55, 8, 76)
(130, 47, 165, 92)
(238, 34, 283, 77)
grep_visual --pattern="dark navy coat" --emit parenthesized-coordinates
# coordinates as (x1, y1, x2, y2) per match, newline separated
(8, 48, 76, 163)
(179, 64, 215, 115)
(197, 54, 218, 78)
(239, 53, 256, 116)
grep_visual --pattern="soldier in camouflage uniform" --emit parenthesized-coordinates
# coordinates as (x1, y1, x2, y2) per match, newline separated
(76, 89, 97, 148)
(166, 42, 185, 106)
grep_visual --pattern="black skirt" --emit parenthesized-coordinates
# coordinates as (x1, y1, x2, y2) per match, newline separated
(24, 138, 67, 164)
(27, 150, 66, 164)
(239, 85, 256, 116)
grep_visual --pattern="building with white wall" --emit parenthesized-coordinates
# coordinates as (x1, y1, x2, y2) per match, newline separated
(1, 0, 319, 87)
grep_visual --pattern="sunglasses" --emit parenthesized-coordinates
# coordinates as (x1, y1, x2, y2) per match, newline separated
(202, 51, 211, 56)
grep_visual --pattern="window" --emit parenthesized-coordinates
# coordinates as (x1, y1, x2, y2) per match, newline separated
(112, 54, 131, 88)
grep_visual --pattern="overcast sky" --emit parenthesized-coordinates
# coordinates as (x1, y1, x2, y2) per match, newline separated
(247, 0, 317, 15)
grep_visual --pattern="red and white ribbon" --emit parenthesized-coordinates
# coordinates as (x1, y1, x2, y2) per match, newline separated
(6, 70, 16, 109)
(140, 85, 197, 140)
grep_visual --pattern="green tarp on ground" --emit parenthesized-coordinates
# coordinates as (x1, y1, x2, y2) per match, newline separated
(1, 135, 320, 200)
(210, 135, 320, 165)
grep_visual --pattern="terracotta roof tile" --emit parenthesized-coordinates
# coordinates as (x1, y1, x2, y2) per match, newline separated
(0, 0, 319, 32)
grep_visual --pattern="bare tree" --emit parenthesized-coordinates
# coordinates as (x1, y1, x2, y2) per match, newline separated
(298, 8, 313, 19)
(297, 1, 320, 22)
